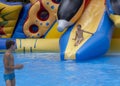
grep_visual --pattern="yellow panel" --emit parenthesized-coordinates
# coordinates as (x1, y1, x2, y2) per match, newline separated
(0, 18, 3, 22)
(112, 28, 120, 38)
(109, 39, 120, 52)
(16, 39, 20, 50)
(16, 39, 36, 52)
(35, 39, 59, 52)
(110, 14, 120, 28)
(1, 5, 22, 20)
(4, 27, 13, 33)
(16, 39, 59, 52)
(5, 20, 16, 27)
(45, 21, 66, 38)
(64, 0, 105, 60)
(1, 34, 11, 38)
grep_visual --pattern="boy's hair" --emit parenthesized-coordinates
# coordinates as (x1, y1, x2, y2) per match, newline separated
(77, 24, 81, 27)
(6, 40, 15, 49)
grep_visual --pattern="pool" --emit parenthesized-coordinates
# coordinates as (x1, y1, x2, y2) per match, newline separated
(0, 53, 120, 86)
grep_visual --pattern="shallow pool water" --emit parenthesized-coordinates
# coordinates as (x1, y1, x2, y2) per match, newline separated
(0, 53, 120, 86)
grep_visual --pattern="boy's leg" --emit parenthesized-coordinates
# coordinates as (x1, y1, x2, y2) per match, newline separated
(74, 40, 80, 46)
(11, 78, 15, 86)
(78, 38, 84, 44)
(6, 80, 11, 86)
(74, 38, 84, 46)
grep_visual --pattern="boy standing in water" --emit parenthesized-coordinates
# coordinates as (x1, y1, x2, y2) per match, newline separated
(3, 40, 23, 86)
(73, 24, 93, 46)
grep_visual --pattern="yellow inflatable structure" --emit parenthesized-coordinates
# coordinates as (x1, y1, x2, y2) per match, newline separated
(110, 14, 120, 28)
(0, 3, 22, 38)
(23, 0, 61, 38)
(16, 39, 59, 53)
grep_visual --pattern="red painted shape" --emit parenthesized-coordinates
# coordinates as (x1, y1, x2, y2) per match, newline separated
(0, 26, 5, 35)
(37, 0, 49, 21)
(29, 24, 39, 33)
(0, 7, 6, 36)
(84, 0, 91, 9)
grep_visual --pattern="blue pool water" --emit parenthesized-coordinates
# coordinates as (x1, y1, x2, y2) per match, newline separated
(0, 53, 120, 86)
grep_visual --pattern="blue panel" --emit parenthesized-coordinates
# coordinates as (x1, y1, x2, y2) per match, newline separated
(0, 39, 7, 49)
(59, 25, 74, 60)
(106, 0, 114, 15)
(0, 0, 6, 2)
(0, 1, 22, 5)
(12, 3, 31, 38)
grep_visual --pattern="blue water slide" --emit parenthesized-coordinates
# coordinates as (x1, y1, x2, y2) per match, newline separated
(0, 0, 6, 2)
(106, 0, 114, 15)
(59, 11, 113, 61)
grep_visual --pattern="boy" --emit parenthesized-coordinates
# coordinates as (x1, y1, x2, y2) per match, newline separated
(3, 40, 23, 86)
(73, 24, 93, 46)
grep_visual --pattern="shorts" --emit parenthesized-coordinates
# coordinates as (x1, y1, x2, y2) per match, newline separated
(4, 72, 15, 81)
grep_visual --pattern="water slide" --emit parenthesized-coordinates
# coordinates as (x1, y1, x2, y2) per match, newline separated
(59, 0, 113, 60)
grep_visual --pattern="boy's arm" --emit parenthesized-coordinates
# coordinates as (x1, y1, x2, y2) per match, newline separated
(83, 30, 93, 35)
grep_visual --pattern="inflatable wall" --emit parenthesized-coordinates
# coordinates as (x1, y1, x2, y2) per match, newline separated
(0, 0, 120, 60)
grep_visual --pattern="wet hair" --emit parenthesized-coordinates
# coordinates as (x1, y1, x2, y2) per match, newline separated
(6, 40, 15, 49)
(77, 24, 81, 28)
